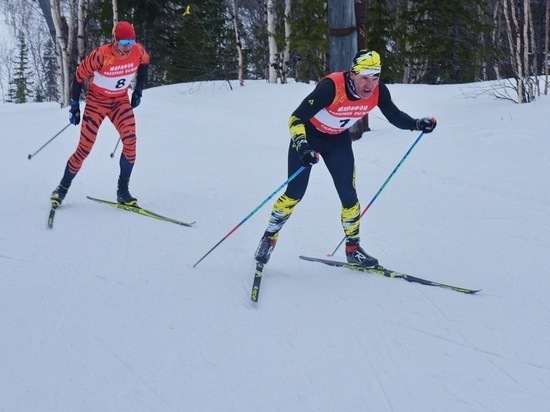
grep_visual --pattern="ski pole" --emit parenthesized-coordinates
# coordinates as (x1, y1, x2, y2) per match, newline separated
(193, 165, 307, 268)
(328, 131, 426, 256)
(110, 138, 121, 158)
(27, 123, 72, 160)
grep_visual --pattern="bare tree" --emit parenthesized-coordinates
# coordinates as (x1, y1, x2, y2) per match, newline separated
(526, 1, 538, 97)
(281, 0, 291, 84)
(1, 0, 54, 102)
(491, 1, 502, 80)
(112, 0, 119, 24)
(545, 0, 549, 95)
(267, 0, 278, 83)
(49, 0, 71, 105)
(0, 45, 14, 103)
(76, 0, 88, 63)
(229, 0, 245, 86)
(501, 0, 535, 103)
(523, 0, 534, 100)
(37, 0, 57, 45)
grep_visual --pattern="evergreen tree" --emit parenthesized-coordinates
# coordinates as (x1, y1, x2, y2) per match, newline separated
(167, 1, 237, 83)
(91, 0, 237, 85)
(34, 88, 44, 102)
(9, 31, 34, 103)
(403, 0, 492, 84)
(42, 38, 59, 102)
(365, 0, 402, 83)
(290, 0, 328, 82)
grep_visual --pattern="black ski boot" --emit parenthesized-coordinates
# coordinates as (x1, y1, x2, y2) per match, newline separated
(254, 235, 277, 264)
(346, 244, 378, 267)
(117, 178, 138, 206)
(51, 184, 69, 208)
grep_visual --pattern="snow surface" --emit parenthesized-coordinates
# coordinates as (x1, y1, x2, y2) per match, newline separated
(1, 79, 549, 411)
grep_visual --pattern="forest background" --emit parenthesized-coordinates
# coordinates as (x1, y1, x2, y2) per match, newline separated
(1, 0, 550, 107)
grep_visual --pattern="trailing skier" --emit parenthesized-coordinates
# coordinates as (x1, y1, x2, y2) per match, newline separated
(50, 21, 150, 209)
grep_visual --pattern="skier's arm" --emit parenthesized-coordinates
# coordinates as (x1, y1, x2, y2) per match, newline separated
(377, 82, 417, 130)
(289, 79, 335, 150)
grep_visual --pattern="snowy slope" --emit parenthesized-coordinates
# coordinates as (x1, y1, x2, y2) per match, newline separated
(1, 80, 549, 411)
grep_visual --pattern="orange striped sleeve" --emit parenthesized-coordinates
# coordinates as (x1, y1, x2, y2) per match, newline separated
(75, 48, 105, 83)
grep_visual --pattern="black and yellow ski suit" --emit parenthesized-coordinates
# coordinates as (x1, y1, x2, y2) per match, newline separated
(262, 71, 419, 248)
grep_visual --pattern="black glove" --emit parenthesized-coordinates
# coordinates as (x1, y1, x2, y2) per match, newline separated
(69, 99, 80, 125)
(415, 117, 437, 133)
(131, 90, 142, 108)
(298, 146, 319, 167)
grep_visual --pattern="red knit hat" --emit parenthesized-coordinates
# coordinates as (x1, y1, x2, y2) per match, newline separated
(114, 21, 136, 40)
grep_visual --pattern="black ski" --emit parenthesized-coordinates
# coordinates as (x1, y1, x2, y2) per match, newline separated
(250, 262, 265, 302)
(47, 205, 57, 228)
(299, 255, 480, 294)
(87, 196, 195, 227)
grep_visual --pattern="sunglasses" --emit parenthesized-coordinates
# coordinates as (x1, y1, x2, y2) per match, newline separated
(118, 39, 135, 46)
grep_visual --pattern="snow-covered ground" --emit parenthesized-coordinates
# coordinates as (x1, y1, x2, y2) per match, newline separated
(1, 79, 549, 411)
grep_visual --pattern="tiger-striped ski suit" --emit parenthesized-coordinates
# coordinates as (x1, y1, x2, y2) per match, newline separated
(59, 41, 150, 187)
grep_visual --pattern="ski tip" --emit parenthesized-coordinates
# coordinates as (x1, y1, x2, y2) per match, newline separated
(179, 221, 196, 227)
(439, 285, 482, 294)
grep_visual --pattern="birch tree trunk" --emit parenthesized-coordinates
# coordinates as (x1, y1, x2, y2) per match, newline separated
(77, 0, 87, 63)
(479, 2, 487, 81)
(267, 0, 278, 83)
(37, 0, 57, 45)
(112, 0, 119, 24)
(545, 0, 549, 95)
(491, 2, 501, 80)
(526, 0, 537, 98)
(66, 0, 77, 67)
(523, 0, 534, 101)
(50, 0, 70, 105)
(502, 0, 524, 102)
(231, 0, 244, 86)
(281, 0, 291, 84)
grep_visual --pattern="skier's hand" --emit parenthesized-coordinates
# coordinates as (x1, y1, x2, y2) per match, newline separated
(131, 90, 142, 108)
(416, 117, 437, 133)
(299, 148, 319, 167)
(69, 99, 80, 125)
